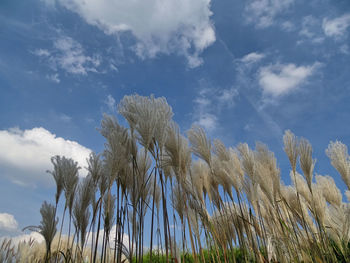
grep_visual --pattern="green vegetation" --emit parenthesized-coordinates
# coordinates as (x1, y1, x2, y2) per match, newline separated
(132, 248, 248, 263)
(7, 94, 350, 262)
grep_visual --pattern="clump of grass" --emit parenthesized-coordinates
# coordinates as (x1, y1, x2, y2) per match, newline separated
(14, 94, 350, 262)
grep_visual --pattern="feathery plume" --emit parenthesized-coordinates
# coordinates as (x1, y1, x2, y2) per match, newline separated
(315, 174, 342, 207)
(101, 115, 131, 184)
(228, 148, 244, 191)
(346, 190, 350, 202)
(299, 138, 316, 190)
(213, 139, 230, 162)
(103, 190, 116, 236)
(47, 156, 65, 206)
(237, 143, 256, 180)
(283, 130, 299, 174)
(191, 160, 212, 201)
(59, 157, 80, 214)
(326, 141, 350, 190)
(86, 152, 103, 185)
(172, 182, 186, 222)
(211, 155, 234, 198)
(73, 176, 93, 248)
(326, 204, 350, 244)
(118, 94, 173, 152)
(255, 142, 281, 203)
(23, 201, 58, 261)
(164, 121, 191, 181)
(187, 125, 212, 167)
(311, 186, 327, 224)
(291, 171, 312, 204)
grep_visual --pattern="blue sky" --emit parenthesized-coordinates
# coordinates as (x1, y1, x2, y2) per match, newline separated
(1, 0, 350, 241)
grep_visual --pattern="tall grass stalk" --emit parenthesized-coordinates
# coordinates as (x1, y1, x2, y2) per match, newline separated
(19, 94, 350, 263)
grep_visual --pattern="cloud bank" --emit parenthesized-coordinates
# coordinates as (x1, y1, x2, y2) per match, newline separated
(51, 0, 216, 67)
(0, 212, 44, 244)
(0, 127, 91, 187)
(0, 213, 18, 233)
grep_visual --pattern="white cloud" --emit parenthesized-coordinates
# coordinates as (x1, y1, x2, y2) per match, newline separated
(105, 94, 116, 112)
(85, 225, 130, 253)
(245, 0, 295, 28)
(323, 13, 350, 39)
(258, 62, 320, 97)
(0, 127, 91, 187)
(34, 36, 101, 75)
(241, 52, 265, 65)
(53, 36, 101, 74)
(0, 213, 18, 233)
(9, 231, 44, 245)
(197, 113, 217, 131)
(0, 212, 44, 244)
(53, 0, 215, 67)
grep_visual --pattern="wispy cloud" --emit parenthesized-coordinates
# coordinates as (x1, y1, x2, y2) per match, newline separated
(53, 36, 101, 75)
(0, 127, 91, 187)
(33, 48, 50, 57)
(245, 0, 295, 28)
(240, 52, 265, 65)
(46, 0, 216, 68)
(280, 21, 295, 32)
(323, 13, 350, 39)
(298, 16, 324, 44)
(34, 36, 101, 75)
(193, 82, 238, 132)
(258, 62, 321, 98)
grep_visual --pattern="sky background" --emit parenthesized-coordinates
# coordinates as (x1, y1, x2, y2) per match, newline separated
(1, 0, 350, 241)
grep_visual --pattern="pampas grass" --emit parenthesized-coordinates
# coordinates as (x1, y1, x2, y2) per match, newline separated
(23, 201, 58, 262)
(14, 94, 350, 263)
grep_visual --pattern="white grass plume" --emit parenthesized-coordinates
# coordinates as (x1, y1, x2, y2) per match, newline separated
(283, 130, 299, 174)
(187, 125, 212, 167)
(326, 140, 350, 190)
(23, 201, 58, 260)
(47, 155, 65, 206)
(315, 174, 342, 207)
(298, 138, 316, 190)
